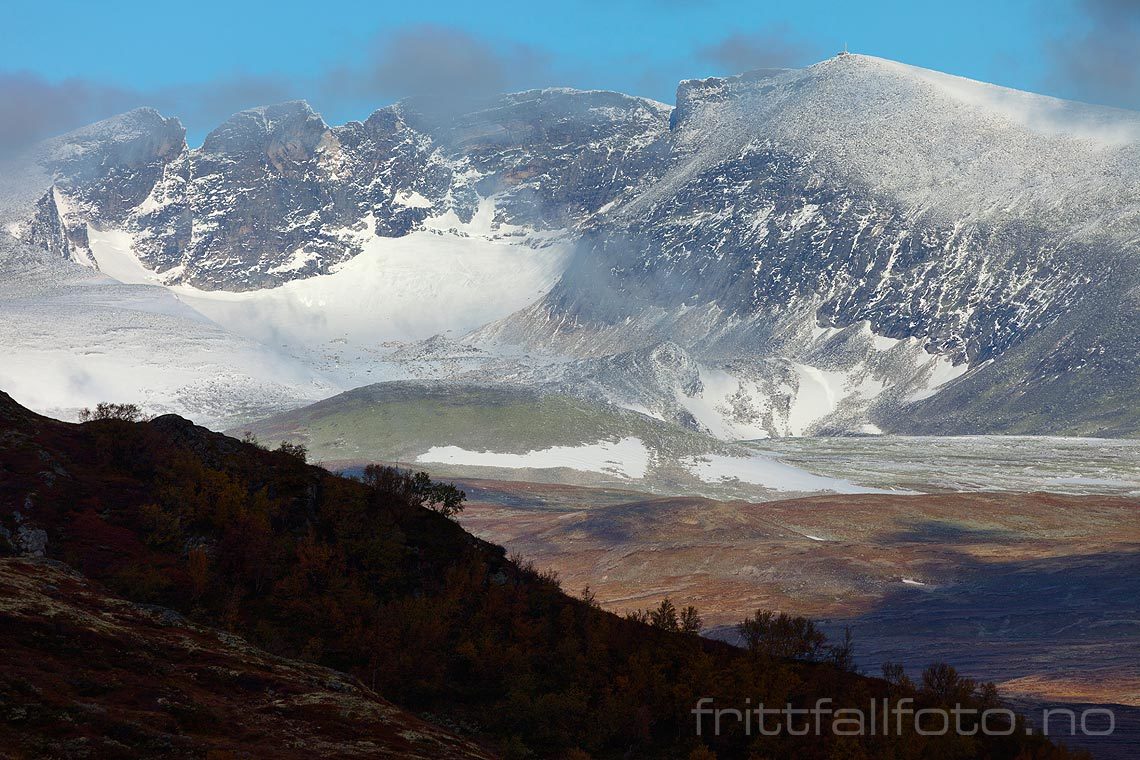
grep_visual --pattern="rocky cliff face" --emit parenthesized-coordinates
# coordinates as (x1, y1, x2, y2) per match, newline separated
(22, 91, 670, 290)
(18, 108, 186, 263)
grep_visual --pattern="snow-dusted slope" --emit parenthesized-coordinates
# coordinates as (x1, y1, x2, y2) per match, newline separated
(481, 55, 1140, 435)
(639, 55, 1140, 224)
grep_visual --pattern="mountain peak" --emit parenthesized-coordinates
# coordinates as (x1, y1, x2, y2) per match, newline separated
(806, 52, 1140, 133)
(56, 106, 184, 142)
(37, 107, 186, 166)
(655, 49, 1140, 228)
(201, 100, 330, 156)
(26, 107, 186, 191)
(244, 99, 321, 121)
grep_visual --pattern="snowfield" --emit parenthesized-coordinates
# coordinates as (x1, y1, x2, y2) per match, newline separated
(679, 452, 892, 494)
(86, 213, 572, 351)
(0, 254, 335, 427)
(416, 437, 652, 479)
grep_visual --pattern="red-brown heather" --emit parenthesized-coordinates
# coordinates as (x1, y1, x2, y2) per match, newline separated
(0, 392, 1089, 759)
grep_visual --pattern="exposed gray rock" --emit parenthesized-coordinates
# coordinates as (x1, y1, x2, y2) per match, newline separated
(16, 523, 47, 557)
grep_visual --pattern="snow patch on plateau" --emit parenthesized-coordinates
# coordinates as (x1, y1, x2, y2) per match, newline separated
(416, 437, 651, 479)
(680, 452, 888, 494)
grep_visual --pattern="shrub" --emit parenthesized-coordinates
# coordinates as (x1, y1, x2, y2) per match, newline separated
(78, 402, 145, 423)
(738, 610, 827, 662)
(275, 441, 308, 462)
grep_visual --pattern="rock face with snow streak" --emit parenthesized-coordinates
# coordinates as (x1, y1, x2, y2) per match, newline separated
(5, 55, 1139, 436)
(18, 108, 186, 266)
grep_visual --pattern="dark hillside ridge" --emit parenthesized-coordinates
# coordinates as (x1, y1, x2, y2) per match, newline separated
(0, 390, 1083, 758)
(0, 556, 494, 759)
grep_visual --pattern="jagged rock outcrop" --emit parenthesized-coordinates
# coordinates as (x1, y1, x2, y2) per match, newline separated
(21, 91, 670, 289)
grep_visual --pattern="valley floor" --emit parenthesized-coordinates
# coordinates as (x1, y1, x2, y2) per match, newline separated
(455, 477, 1140, 756)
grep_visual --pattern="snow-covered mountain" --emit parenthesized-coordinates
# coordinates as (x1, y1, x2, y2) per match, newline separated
(482, 56, 1140, 435)
(3, 54, 1137, 436)
(19, 91, 669, 290)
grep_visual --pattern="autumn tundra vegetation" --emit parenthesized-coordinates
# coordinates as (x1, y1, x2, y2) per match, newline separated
(0, 393, 1089, 758)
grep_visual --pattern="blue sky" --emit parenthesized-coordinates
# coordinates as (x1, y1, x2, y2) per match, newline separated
(1, 0, 1136, 149)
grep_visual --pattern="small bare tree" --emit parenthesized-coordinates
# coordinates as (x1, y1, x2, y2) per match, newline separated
(78, 402, 145, 423)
